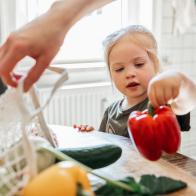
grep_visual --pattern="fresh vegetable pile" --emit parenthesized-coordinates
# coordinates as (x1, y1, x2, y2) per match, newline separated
(22, 162, 187, 196)
(128, 105, 181, 161)
(0, 132, 186, 195)
(19, 136, 186, 196)
(0, 136, 121, 195)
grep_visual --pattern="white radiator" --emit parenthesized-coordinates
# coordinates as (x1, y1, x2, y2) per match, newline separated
(37, 82, 120, 129)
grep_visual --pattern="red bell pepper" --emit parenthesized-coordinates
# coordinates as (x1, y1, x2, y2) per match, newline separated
(128, 105, 181, 161)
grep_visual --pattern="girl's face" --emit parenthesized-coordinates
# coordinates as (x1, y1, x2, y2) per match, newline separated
(109, 36, 156, 105)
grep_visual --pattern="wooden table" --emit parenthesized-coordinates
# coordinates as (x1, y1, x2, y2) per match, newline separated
(51, 125, 196, 196)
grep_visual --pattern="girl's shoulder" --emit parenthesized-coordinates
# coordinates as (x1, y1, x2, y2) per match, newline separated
(107, 99, 123, 111)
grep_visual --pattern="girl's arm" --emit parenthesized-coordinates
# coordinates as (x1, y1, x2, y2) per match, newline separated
(148, 70, 196, 115)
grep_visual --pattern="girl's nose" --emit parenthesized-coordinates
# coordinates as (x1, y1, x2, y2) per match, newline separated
(126, 67, 136, 79)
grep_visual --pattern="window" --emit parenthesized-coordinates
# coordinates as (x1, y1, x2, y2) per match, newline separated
(15, 0, 153, 64)
(0, 0, 153, 86)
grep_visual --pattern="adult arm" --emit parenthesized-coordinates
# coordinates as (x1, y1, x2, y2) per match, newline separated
(0, 0, 112, 91)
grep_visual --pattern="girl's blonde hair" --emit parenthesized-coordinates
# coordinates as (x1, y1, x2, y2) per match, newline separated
(103, 25, 160, 73)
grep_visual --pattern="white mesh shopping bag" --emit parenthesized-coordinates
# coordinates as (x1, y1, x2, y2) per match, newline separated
(0, 67, 68, 196)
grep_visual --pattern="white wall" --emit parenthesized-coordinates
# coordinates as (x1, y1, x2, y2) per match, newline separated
(159, 0, 196, 158)
(160, 0, 196, 75)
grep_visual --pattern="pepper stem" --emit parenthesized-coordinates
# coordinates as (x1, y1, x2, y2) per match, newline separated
(147, 102, 154, 116)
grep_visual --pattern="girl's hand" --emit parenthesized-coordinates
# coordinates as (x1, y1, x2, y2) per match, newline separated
(148, 70, 182, 108)
(73, 124, 95, 132)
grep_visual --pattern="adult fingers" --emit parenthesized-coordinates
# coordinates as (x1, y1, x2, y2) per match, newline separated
(24, 56, 50, 92)
(1, 73, 17, 88)
(0, 44, 26, 86)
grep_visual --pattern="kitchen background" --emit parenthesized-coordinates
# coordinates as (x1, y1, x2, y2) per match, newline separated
(158, 0, 196, 159)
(0, 0, 196, 159)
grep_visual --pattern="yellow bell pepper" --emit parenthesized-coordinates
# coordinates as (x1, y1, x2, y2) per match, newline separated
(22, 161, 93, 196)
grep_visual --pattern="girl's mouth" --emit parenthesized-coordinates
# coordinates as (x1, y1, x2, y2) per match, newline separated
(126, 82, 140, 88)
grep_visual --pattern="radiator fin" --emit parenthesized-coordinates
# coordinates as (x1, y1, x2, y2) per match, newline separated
(37, 84, 120, 129)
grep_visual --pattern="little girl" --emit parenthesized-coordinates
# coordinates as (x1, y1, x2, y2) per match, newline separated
(74, 25, 190, 136)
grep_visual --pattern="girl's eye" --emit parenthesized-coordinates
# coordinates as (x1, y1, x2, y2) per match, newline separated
(115, 67, 124, 72)
(135, 63, 144, 68)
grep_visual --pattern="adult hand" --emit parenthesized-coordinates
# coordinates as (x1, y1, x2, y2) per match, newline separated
(0, 3, 67, 91)
(0, 0, 112, 92)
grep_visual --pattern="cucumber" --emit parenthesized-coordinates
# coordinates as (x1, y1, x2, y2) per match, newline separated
(56, 144, 122, 169)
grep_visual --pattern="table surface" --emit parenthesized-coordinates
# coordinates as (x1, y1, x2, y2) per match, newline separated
(51, 125, 196, 196)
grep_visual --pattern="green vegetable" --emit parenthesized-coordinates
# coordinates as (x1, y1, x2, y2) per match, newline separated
(95, 175, 187, 195)
(31, 137, 56, 172)
(139, 175, 187, 195)
(57, 144, 122, 169)
(0, 168, 12, 195)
